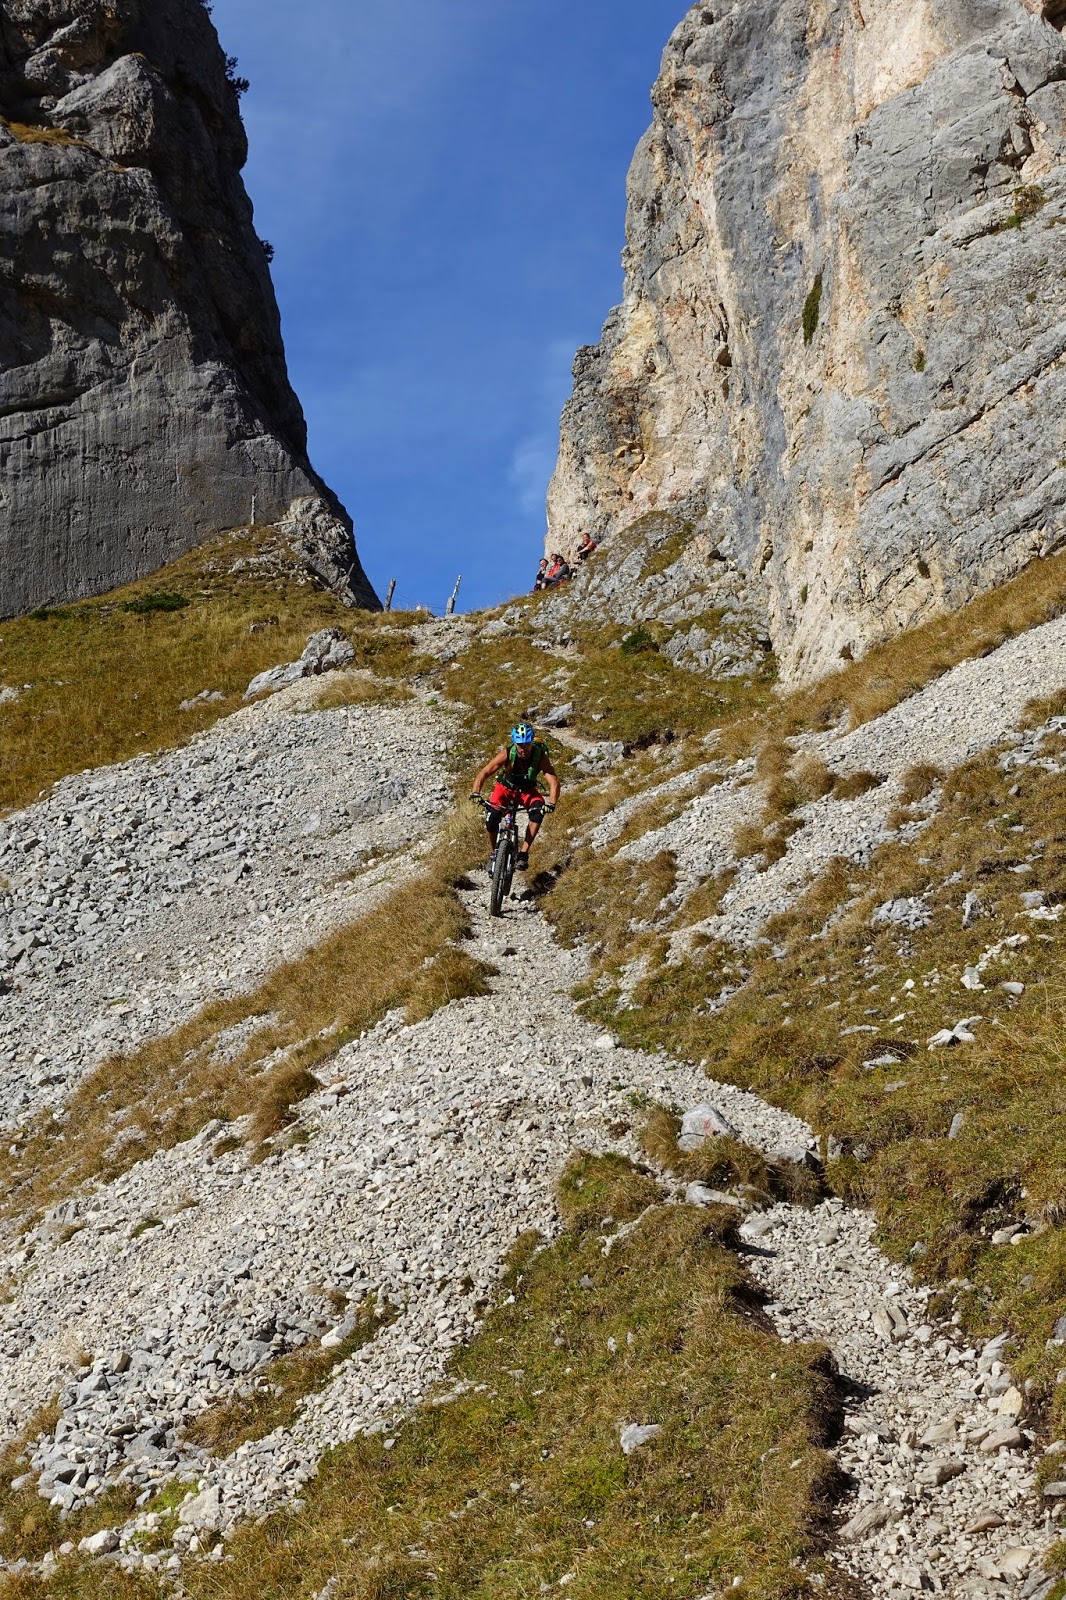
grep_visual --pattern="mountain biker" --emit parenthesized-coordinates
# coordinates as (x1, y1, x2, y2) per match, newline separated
(470, 722, 561, 873)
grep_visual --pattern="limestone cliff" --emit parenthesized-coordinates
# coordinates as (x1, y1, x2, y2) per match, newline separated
(0, 0, 378, 616)
(548, 0, 1066, 681)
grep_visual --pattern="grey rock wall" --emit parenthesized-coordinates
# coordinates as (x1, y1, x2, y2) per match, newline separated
(548, 0, 1066, 681)
(0, 0, 378, 615)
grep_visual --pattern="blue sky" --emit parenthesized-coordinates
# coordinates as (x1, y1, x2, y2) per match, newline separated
(210, 0, 689, 612)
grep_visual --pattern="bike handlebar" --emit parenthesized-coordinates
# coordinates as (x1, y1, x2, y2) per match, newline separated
(472, 794, 553, 813)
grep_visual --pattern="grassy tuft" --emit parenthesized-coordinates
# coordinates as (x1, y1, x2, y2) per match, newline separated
(122, 592, 190, 615)
(3, 120, 87, 148)
(305, 673, 413, 712)
(831, 770, 884, 801)
(640, 1108, 824, 1210)
(996, 184, 1048, 231)
(403, 946, 496, 1025)
(540, 848, 677, 967)
(245, 1063, 323, 1145)
(898, 763, 942, 804)
(555, 1150, 660, 1233)
(802, 273, 823, 345)
(619, 626, 659, 657)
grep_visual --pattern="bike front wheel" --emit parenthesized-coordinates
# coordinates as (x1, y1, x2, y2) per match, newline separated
(490, 829, 516, 917)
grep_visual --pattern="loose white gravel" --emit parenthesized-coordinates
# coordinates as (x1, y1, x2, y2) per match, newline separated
(743, 1202, 1057, 1599)
(1, 877, 1053, 1595)
(0, 672, 451, 1123)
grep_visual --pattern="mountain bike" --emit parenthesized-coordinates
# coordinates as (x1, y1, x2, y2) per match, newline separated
(478, 794, 532, 917)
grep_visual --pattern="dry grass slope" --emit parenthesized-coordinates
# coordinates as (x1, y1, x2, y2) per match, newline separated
(721, 548, 1066, 758)
(1, 539, 1063, 1594)
(562, 716, 1066, 1436)
(0, 527, 421, 816)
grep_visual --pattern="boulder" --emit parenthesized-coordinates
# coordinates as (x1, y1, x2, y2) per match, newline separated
(178, 1485, 223, 1532)
(678, 1104, 739, 1149)
(244, 629, 354, 700)
(78, 1528, 119, 1556)
(619, 1422, 661, 1455)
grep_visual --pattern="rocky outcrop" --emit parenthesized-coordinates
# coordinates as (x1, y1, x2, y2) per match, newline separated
(548, 0, 1066, 681)
(0, 0, 378, 616)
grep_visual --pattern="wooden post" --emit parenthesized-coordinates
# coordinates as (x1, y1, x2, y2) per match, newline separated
(445, 575, 462, 616)
(385, 579, 396, 612)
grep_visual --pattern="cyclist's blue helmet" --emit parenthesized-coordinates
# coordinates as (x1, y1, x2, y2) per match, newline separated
(510, 721, 534, 745)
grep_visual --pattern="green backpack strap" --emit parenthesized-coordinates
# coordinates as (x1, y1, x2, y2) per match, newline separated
(508, 740, 546, 783)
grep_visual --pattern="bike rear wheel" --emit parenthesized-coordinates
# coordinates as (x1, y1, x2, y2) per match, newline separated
(490, 826, 516, 917)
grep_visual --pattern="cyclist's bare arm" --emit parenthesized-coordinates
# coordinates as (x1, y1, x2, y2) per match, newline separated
(539, 754, 561, 806)
(471, 748, 508, 796)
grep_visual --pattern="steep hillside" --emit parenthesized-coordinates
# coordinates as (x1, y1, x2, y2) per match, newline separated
(548, 0, 1066, 681)
(3, 3, 1066, 1594)
(0, 0, 377, 616)
(0, 546, 1063, 1598)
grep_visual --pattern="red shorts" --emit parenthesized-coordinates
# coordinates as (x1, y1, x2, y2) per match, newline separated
(487, 782, 543, 814)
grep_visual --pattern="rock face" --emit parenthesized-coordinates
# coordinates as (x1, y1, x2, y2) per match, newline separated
(0, 0, 378, 616)
(548, 0, 1066, 682)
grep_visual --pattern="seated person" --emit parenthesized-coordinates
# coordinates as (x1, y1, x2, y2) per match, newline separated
(545, 551, 572, 585)
(577, 531, 598, 561)
(532, 557, 549, 591)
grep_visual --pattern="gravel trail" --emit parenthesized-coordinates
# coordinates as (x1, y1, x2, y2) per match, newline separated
(743, 1203, 1055, 1599)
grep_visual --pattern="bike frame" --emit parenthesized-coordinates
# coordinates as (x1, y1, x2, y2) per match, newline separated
(479, 792, 536, 915)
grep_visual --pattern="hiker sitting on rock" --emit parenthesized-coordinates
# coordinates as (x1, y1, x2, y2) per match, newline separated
(532, 557, 549, 592)
(544, 552, 572, 586)
(577, 532, 598, 561)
